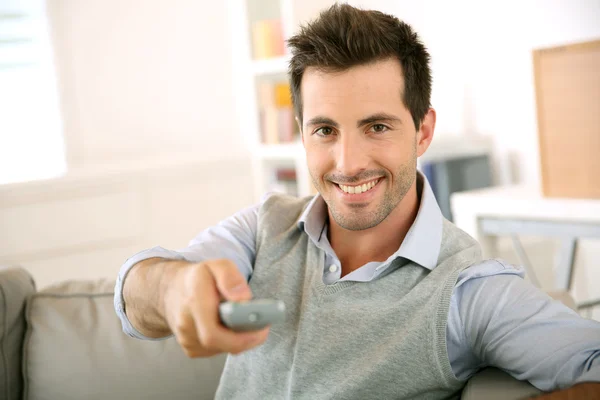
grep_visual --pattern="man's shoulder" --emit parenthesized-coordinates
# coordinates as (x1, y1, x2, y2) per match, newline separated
(259, 192, 313, 216)
(441, 218, 479, 248)
(256, 193, 314, 232)
(437, 218, 483, 268)
(261, 191, 313, 207)
(456, 258, 526, 288)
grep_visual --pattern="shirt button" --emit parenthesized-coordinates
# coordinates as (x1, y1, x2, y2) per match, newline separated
(328, 264, 338, 273)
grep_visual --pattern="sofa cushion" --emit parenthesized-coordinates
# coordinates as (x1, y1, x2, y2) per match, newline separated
(0, 266, 36, 400)
(461, 367, 542, 399)
(23, 279, 226, 400)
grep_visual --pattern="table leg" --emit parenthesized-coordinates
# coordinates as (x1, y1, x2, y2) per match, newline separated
(554, 238, 577, 291)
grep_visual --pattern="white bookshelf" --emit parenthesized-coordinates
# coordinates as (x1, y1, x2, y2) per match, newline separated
(251, 55, 291, 76)
(228, 0, 315, 203)
(418, 135, 494, 164)
(257, 142, 302, 160)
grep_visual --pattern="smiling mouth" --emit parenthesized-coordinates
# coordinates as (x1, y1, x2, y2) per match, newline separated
(336, 178, 380, 194)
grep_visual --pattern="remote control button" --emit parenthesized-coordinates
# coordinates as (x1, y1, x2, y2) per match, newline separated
(248, 312, 259, 322)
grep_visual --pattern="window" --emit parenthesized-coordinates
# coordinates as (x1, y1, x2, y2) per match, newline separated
(0, 0, 66, 185)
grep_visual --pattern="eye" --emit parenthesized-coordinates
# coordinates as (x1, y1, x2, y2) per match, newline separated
(315, 126, 334, 137)
(370, 124, 389, 133)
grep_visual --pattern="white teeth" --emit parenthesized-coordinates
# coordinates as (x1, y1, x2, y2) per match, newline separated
(339, 179, 379, 194)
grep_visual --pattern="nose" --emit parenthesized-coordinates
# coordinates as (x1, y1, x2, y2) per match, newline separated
(334, 133, 369, 179)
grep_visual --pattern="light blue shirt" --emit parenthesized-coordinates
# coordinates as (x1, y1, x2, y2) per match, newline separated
(115, 173, 600, 391)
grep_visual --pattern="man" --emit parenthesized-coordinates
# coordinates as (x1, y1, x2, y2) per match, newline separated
(115, 4, 600, 399)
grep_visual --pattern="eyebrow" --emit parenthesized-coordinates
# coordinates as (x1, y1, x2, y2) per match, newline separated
(357, 113, 402, 128)
(305, 113, 402, 129)
(305, 116, 339, 129)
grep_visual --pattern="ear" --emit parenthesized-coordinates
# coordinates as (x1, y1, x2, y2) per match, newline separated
(416, 108, 436, 158)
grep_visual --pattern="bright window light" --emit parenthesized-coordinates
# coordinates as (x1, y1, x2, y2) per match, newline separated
(0, 0, 66, 185)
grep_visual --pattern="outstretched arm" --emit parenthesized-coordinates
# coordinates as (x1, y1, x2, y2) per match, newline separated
(456, 269, 600, 392)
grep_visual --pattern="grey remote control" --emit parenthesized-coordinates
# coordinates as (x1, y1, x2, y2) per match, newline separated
(219, 299, 285, 332)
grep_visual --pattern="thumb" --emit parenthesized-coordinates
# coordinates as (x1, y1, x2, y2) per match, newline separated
(205, 259, 253, 302)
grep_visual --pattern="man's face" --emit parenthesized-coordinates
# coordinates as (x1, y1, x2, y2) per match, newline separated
(300, 58, 429, 231)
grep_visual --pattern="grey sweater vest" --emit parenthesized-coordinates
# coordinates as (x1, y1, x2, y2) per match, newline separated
(215, 194, 482, 399)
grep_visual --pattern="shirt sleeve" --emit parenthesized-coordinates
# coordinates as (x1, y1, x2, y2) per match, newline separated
(114, 203, 260, 340)
(450, 259, 600, 391)
(446, 259, 526, 380)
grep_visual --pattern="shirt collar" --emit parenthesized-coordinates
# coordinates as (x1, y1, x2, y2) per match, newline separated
(297, 170, 443, 271)
(298, 193, 327, 241)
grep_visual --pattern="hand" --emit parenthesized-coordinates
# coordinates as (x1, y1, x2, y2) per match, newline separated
(163, 259, 269, 357)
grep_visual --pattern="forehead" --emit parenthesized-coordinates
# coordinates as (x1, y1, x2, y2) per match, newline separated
(300, 58, 406, 121)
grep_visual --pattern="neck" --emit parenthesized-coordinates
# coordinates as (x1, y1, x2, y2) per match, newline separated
(328, 179, 421, 276)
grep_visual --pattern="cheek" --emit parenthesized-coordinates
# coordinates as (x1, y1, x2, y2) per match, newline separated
(375, 139, 415, 167)
(305, 143, 330, 170)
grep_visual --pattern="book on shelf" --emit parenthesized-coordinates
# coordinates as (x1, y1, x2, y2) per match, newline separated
(252, 19, 285, 60)
(276, 168, 297, 182)
(257, 81, 297, 145)
(268, 167, 298, 196)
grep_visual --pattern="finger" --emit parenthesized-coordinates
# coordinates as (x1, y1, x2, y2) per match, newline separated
(204, 259, 253, 302)
(192, 264, 269, 354)
(170, 308, 219, 358)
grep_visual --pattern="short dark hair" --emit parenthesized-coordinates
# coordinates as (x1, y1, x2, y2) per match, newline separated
(287, 3, 432, 131)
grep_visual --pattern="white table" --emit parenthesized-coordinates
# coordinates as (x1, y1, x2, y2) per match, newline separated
(450, 185, 600, 310)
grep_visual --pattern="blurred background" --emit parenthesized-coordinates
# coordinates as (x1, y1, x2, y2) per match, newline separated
(0, 0, 599, 319)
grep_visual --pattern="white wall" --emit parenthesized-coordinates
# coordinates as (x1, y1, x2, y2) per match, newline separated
(46, 0, 248, 170)
(0, 0, 255, 288)
(0, 159, 254, 289)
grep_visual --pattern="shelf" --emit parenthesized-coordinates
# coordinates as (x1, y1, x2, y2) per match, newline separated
(256, 142, 303, 161)
(231, 0, 311, 201)
(419, 135, 493, 163)
(251, 55, 291, 76)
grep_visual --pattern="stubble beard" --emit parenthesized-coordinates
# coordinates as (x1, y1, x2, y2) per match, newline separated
(310, 147, 417, 232)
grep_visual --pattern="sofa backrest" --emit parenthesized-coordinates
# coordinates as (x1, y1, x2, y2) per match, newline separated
(22, 278, 226, 400)
(0, 267, 36, 400)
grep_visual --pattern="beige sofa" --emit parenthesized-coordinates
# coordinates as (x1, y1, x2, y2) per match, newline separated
(1, 266, 546, 400)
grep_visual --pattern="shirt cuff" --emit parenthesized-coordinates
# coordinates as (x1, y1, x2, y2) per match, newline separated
(114, 246, 186, 341)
